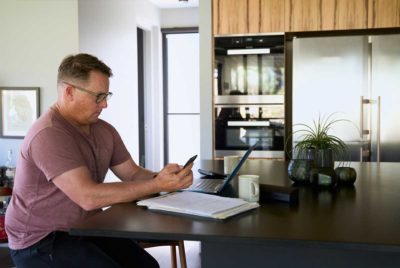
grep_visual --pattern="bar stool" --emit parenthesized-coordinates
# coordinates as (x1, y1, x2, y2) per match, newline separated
(139, 240, 187, 268)
(0, 187, 14, 267)
(0, 187, 12, 243)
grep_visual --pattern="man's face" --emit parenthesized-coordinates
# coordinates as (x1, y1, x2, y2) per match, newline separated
(70, 71, 111, 126)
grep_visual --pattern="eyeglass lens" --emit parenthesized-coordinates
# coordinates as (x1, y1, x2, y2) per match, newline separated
(96, 92, 113, 103)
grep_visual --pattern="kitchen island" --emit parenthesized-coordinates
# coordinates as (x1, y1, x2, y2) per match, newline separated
(71, 160, 400, 268)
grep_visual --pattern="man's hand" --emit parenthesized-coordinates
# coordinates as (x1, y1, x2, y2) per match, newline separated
(153, 163, 194, 192)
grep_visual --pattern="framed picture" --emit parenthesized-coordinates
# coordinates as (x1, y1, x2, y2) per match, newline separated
(0, 87, 40, 138)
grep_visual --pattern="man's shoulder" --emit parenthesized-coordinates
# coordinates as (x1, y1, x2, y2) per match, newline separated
(24, 108, 74, 144)
(93, 119, 118, 134)
(95, 118, 115, 129)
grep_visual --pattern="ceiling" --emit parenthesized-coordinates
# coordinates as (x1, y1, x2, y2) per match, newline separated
(148, 0, 199, 9)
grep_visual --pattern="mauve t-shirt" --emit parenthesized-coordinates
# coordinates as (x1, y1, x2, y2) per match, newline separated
(5, 106, 130, 250)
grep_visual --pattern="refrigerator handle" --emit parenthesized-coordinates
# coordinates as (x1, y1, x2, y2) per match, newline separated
(360, 96, 371, 162)
(377, 96, 381, 162)
(360, 96, 364, 162)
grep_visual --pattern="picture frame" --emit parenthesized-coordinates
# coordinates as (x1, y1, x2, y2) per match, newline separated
(0, 87, 40, 138)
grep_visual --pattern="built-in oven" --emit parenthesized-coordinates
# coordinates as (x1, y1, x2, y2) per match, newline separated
(213, 34, 285, 158)
(214, 34, 284, 105)
(214, 104, 285, 158)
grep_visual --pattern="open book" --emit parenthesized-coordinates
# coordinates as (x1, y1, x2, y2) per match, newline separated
(137, 191, 259, 220)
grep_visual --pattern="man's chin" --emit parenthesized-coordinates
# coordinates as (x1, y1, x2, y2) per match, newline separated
(89, 116, 100, 124)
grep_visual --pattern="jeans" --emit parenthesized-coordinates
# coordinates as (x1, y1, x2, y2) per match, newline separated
(9, 231, 159, 268)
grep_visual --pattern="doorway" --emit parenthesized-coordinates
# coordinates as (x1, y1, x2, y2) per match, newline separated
(137, 27, 146, 167)
(162, 28, 200, 165)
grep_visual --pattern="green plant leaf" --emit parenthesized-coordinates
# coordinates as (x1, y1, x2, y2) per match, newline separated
(290, 113, 353, 160)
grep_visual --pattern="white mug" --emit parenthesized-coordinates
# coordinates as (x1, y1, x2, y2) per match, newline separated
(224, 155, 240, 174)
(238, 175, 260, 202)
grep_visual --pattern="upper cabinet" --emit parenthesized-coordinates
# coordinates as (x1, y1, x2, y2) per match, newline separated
(368, 0, 400, 28)
(333, 0, 368, 30)
(286, 0, 322, 32)
(213, 0, 400, 35)
(259, 0, 287, 33)
(214, 0, 249, 35)
(286, 0, 368, 31)
(213, 0, 286, 35)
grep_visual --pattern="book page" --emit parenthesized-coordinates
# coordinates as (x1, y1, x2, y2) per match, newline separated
(137, 191, 254, 217)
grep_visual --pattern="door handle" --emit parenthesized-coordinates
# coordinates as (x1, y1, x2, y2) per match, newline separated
(377, 96, 381, 162)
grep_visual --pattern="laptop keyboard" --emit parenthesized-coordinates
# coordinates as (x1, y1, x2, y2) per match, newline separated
(187, 179, 222, 192)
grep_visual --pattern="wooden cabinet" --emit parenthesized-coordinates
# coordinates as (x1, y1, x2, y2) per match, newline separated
(286, 0, 321, 31)
(259, 0, 287, 33)
(330, 0, 368, 30)
(214, 0, 249, 35)
(368, 0, 400, 28)
(212, 0, 219, 35)
(213, 0, 400, 36)
(286, 0, 368, 31)
(213, 0, 286, 35)
(248, 0, 260, 33)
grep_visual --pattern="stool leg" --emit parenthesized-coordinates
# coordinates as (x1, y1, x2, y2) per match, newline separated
(170, 245, 177, 268)
(178, 241, 187, 268)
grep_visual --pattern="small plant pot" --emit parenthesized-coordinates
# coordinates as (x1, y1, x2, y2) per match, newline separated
(306, 148, 334, 168)
(287, 159, 312, 184)
(310, 167, 337, 188)
(335, 167, 357, 186)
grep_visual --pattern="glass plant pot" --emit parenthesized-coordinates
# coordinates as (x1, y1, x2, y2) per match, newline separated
(335, 167, 357, 186)
(305, 148, 334, 168)
(310, 167, 337, 188)
(288, 159, 313, 184)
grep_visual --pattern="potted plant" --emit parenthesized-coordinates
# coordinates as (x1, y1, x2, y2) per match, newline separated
(293, 114, 348, 165)
(287, 114, 352, 187)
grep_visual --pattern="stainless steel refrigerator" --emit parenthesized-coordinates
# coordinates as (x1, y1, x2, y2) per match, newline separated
(291, 33, 400, 162)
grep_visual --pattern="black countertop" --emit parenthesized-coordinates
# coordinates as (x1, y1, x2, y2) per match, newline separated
(71, 160, 400, 252)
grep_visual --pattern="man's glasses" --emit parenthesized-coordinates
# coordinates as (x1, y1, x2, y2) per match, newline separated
(62, 81, 113, 104)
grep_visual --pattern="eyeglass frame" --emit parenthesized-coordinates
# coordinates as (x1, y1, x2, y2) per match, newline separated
(62, 81, 113, 104)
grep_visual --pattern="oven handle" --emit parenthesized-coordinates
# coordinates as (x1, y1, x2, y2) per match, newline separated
(227, 121, 270, 127)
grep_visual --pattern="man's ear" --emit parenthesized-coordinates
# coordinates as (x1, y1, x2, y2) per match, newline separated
(64, 85, 75, 101)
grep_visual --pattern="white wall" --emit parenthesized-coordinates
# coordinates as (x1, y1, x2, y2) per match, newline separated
(78, 0, 162, 171)
(79, 0, 203, 171)
(161, 7, 199, 28)
(0, 0, 79, 165)
(199, 0, 213, 159)
(0, 0, 205, 172)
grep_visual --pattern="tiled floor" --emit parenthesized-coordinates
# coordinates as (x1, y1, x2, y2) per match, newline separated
(145, 241, 201, 268)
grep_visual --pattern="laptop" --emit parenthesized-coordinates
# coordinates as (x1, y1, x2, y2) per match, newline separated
(184, 142, 258, 194)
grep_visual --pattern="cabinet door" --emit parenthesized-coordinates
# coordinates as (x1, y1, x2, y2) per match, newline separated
(213, 0, 286, 35)
(287, 0, 322, 31)
(248, 0, 260, 33)
(287, 0, 368, 31)
(336, 0, 368, 29)
(368, 0, 400, 28)
(216, 0, 248, 35)
(259, 0, 287, 32)
(213, 0, 219, 35)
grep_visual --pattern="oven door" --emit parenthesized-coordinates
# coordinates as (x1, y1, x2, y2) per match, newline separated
(214, 105, 285, 158)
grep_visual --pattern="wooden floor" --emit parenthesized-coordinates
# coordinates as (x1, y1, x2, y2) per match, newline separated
(145, 241, 201, 268)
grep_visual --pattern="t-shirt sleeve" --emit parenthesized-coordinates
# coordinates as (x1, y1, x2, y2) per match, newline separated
(106, 123, 131, 167)
(28, 128, 85, 181)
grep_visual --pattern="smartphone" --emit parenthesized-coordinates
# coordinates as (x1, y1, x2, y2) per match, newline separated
(183, 155, 197, 168)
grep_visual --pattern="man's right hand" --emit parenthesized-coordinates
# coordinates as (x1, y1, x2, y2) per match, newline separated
(153, 163, 194, 192)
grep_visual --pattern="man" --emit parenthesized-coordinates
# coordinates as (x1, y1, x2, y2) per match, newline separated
(5, 53, 193, 267)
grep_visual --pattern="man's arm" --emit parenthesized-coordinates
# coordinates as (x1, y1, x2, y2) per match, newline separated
(52, 160, 193, 211)
(110, 158, 157, 182)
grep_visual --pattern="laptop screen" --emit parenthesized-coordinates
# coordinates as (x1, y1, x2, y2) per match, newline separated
(220, 142, 258, 188)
